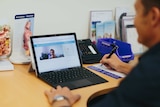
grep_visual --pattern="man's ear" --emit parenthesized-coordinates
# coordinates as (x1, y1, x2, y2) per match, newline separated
(150, 7, 160, 27)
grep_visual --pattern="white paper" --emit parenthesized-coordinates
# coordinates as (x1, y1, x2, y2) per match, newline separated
(92, 63, 126, 78)
(126, 28, 144, 54)
(0, 59, 14, 71)
(122, 17, 144, 54)
(123, 17, 134, 27)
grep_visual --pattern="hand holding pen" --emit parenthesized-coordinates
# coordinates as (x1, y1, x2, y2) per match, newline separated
(100, 44, 131, 74)
(107, 45, 118, 58)
(100, 45, 118, 67)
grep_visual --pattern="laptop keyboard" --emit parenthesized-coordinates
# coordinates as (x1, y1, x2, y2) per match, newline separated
(39, 67, 98, 84)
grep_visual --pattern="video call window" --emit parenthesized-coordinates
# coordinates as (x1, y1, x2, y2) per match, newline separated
(39, 45, 64, 60)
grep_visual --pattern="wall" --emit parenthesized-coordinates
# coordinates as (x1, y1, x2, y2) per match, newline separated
(1, 0, 135, 39)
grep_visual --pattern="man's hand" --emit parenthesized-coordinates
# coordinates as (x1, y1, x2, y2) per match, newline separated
(44, 85, 81, 106)
(100, 53, 132, 74)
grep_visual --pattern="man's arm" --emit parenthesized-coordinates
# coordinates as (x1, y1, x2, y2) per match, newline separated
(100, 54, 134, 74)
(89, 58, 160, 107)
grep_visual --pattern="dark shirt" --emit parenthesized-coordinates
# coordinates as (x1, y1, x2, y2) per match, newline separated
(88, 43, 160, 107)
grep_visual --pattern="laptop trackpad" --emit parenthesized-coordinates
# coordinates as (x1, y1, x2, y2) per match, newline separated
(71, 79, 92, 87)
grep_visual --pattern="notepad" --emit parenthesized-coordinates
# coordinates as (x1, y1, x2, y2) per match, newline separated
(0, 59, 14, 71)
(88, 63, 126, 79)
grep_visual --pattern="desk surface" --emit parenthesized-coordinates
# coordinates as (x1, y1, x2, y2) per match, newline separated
(0, 63, 126, 107)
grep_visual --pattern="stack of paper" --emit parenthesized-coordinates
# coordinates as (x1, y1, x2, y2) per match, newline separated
(0, 59, 14, 71)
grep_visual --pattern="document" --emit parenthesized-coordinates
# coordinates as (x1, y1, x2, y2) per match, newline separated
(103, 21, 115, 38)
(88, 63, 126, 79)
(90, 10, 113, 43)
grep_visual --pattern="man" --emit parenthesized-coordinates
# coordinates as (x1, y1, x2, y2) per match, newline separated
(45, 0, 160, 106)
(49, 49, 57, 59)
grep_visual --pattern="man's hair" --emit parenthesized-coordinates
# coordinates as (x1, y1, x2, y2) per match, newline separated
(141, 0, 160, 15)
(50, 49, 54, 53)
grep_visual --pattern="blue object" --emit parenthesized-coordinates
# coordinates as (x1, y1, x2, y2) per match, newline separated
(88, 66, 122, 79)
(96, 38, 134, 62)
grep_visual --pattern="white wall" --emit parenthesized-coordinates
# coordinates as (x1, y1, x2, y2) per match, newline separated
(1, 0, 135, 39)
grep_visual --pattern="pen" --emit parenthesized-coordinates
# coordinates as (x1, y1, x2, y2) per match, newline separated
(107, 45, 118, 58)
(100, 45, 118, 66)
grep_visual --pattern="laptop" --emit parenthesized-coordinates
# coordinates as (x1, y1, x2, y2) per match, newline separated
(30, 32, 108, 90)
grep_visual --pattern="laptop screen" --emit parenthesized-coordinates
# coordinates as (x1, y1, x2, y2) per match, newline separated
(30, 33, 82, 74)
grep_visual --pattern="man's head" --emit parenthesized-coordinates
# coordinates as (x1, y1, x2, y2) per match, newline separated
(50, 49, 55, 54)
(141, 0, 160, 15)
(134, 0, 160, 47)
